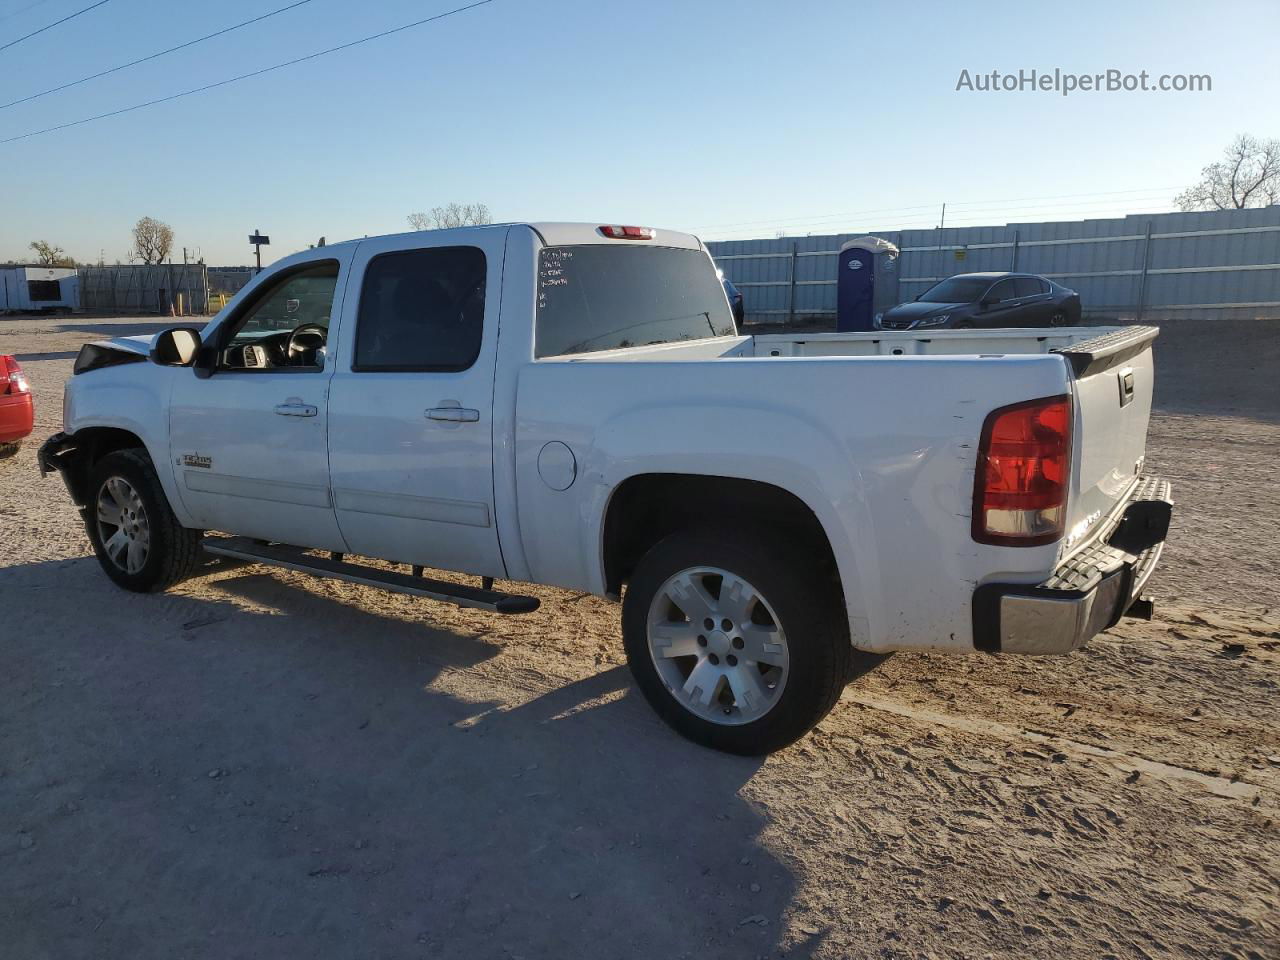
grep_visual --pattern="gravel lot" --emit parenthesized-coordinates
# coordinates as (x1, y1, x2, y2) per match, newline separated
(2, 315, 1277, 959)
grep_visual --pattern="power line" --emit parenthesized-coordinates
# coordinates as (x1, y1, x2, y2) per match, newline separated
(0, 0, 111, 53)
(691, 186, 1181, 233)
(1, 0, 320, 111)
(0, 0, 58, 25)
(699, 196, 1182, 240)
(944, 186, 1181, 208)
(0, 0, 495, 144)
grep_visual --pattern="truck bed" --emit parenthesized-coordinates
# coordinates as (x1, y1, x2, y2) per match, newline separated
(523, 324, 1159, 654)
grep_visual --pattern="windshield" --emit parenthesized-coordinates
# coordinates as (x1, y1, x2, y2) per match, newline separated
(535, 245, 736, 358)
(917, 276, 992, 303)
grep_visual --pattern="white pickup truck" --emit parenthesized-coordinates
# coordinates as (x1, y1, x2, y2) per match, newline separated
(40, 222, 1172, 754)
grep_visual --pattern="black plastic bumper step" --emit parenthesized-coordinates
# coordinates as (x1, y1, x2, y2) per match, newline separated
(202, 537, 539, 614)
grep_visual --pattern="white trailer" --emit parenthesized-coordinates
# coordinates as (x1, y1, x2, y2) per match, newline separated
(0, 266, 78, 314)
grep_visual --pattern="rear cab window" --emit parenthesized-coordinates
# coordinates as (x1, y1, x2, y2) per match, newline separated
(535, 245, 736, 358)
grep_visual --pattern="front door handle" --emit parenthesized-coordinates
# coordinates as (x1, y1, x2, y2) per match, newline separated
(274, 402, 318, 418)
(426, 406, 480, 423)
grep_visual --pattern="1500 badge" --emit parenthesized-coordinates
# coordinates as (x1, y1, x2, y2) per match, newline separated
(182, 454, 213, 469)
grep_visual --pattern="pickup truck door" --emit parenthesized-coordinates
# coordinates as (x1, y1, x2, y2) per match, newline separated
(325, 228, 507, 578)
(168, 253, 353, 551)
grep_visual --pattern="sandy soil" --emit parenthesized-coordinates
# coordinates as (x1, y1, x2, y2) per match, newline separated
(2, 315, 1277, 959)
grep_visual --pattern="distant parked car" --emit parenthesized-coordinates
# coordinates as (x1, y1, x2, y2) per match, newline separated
(0, 355, 34, 459)
(877, 272, 1081, 330)
(721, 276, 744, 328)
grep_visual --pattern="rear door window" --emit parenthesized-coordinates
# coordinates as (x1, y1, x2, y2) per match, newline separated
(354, 246, 486, 372)
(1015, 277, 1044, 298)
(535, 245, 735, 358)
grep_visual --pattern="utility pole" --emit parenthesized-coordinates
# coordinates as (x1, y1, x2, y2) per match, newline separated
(249, 230, 270, 274)
(937, 202, 947, 281)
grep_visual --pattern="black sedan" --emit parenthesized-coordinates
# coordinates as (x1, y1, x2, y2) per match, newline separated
(876, 272, 1081, 330)
(722, 276, 745, 328)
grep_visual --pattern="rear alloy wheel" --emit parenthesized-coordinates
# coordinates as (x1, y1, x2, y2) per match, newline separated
(85, 448, 204, 593)
(646, 566, 790, 726)
(1049, 310, 1067, 326)
(623, 529, 856, 754)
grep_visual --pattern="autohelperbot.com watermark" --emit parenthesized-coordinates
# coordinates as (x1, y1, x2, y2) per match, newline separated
(955, 68, 1211, 96)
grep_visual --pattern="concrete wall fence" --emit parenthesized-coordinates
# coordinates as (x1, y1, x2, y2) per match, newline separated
(707, 205, 1280, 323)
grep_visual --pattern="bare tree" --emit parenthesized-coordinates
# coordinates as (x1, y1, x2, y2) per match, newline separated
(131, 216, 175, 264)
(1176, 134, 1280, 210)
(407, 202, 492, 231)
(28, 240, 73, 266)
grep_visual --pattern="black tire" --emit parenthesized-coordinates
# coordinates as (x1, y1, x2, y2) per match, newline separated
(85, 448, 203, 593)
(0, 440, 20, 460)
(622, 528, 858, 755)
(954, 320, 975, 329)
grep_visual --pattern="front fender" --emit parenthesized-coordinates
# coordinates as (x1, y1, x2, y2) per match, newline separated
(63, 364, 188, 525)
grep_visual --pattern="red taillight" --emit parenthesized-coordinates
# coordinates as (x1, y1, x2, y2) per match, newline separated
(598, 225, 655, 240)
(973, 395, 1071, 546)
(2, 355, 29, 396)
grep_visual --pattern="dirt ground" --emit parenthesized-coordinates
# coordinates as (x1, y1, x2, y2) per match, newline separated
(1, 315, 1277, 960)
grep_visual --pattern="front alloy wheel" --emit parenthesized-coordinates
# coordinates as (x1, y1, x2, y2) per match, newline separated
(647, 567, 790, 725)
(96, 476, 151, 574)
(85, 447, 203, 593)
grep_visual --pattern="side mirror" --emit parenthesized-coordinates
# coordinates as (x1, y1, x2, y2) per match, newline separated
(150, 327, 202, 366)
(979, 296, 997, 307)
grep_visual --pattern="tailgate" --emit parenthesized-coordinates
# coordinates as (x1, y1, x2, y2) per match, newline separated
(1053, 327, 1159, 547)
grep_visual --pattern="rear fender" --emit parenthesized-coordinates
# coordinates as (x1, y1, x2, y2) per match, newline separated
(566, 404, 881, 650)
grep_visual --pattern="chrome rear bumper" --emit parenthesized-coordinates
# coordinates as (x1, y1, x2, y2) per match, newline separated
(972, 476, 1172, 655)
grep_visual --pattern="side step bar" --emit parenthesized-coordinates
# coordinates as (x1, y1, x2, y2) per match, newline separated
(202, 537, 540, 615)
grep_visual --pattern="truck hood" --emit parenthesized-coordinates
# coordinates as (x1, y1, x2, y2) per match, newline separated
(73, 334, 158, 375)
(91, 334, 158, 357)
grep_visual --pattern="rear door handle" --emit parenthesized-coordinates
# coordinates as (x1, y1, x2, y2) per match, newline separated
(274, 402, 318, 418)
(426, 406, 480, 423)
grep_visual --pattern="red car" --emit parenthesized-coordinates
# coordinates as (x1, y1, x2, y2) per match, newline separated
(0, 355, 34, 459)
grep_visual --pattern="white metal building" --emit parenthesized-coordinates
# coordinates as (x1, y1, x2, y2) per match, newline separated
(0, 265, 78, 313)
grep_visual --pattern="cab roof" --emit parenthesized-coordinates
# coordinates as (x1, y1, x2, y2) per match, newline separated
(320, 222, 703, 252)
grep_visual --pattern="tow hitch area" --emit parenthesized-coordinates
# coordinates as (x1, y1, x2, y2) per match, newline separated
(1125, 596, 1155, 621)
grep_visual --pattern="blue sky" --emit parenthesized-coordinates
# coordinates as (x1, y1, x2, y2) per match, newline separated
(1, 0, 1276, 264)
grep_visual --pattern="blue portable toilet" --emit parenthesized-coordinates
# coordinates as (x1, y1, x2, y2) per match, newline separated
(836, 235, 899, 331)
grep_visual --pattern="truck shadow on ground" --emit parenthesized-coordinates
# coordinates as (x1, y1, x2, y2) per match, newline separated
(1, 557, 818, 960)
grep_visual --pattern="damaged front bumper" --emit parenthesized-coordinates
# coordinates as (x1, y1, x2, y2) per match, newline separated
(38, 432, 86, 504)
(972, 475, 1173, 655)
